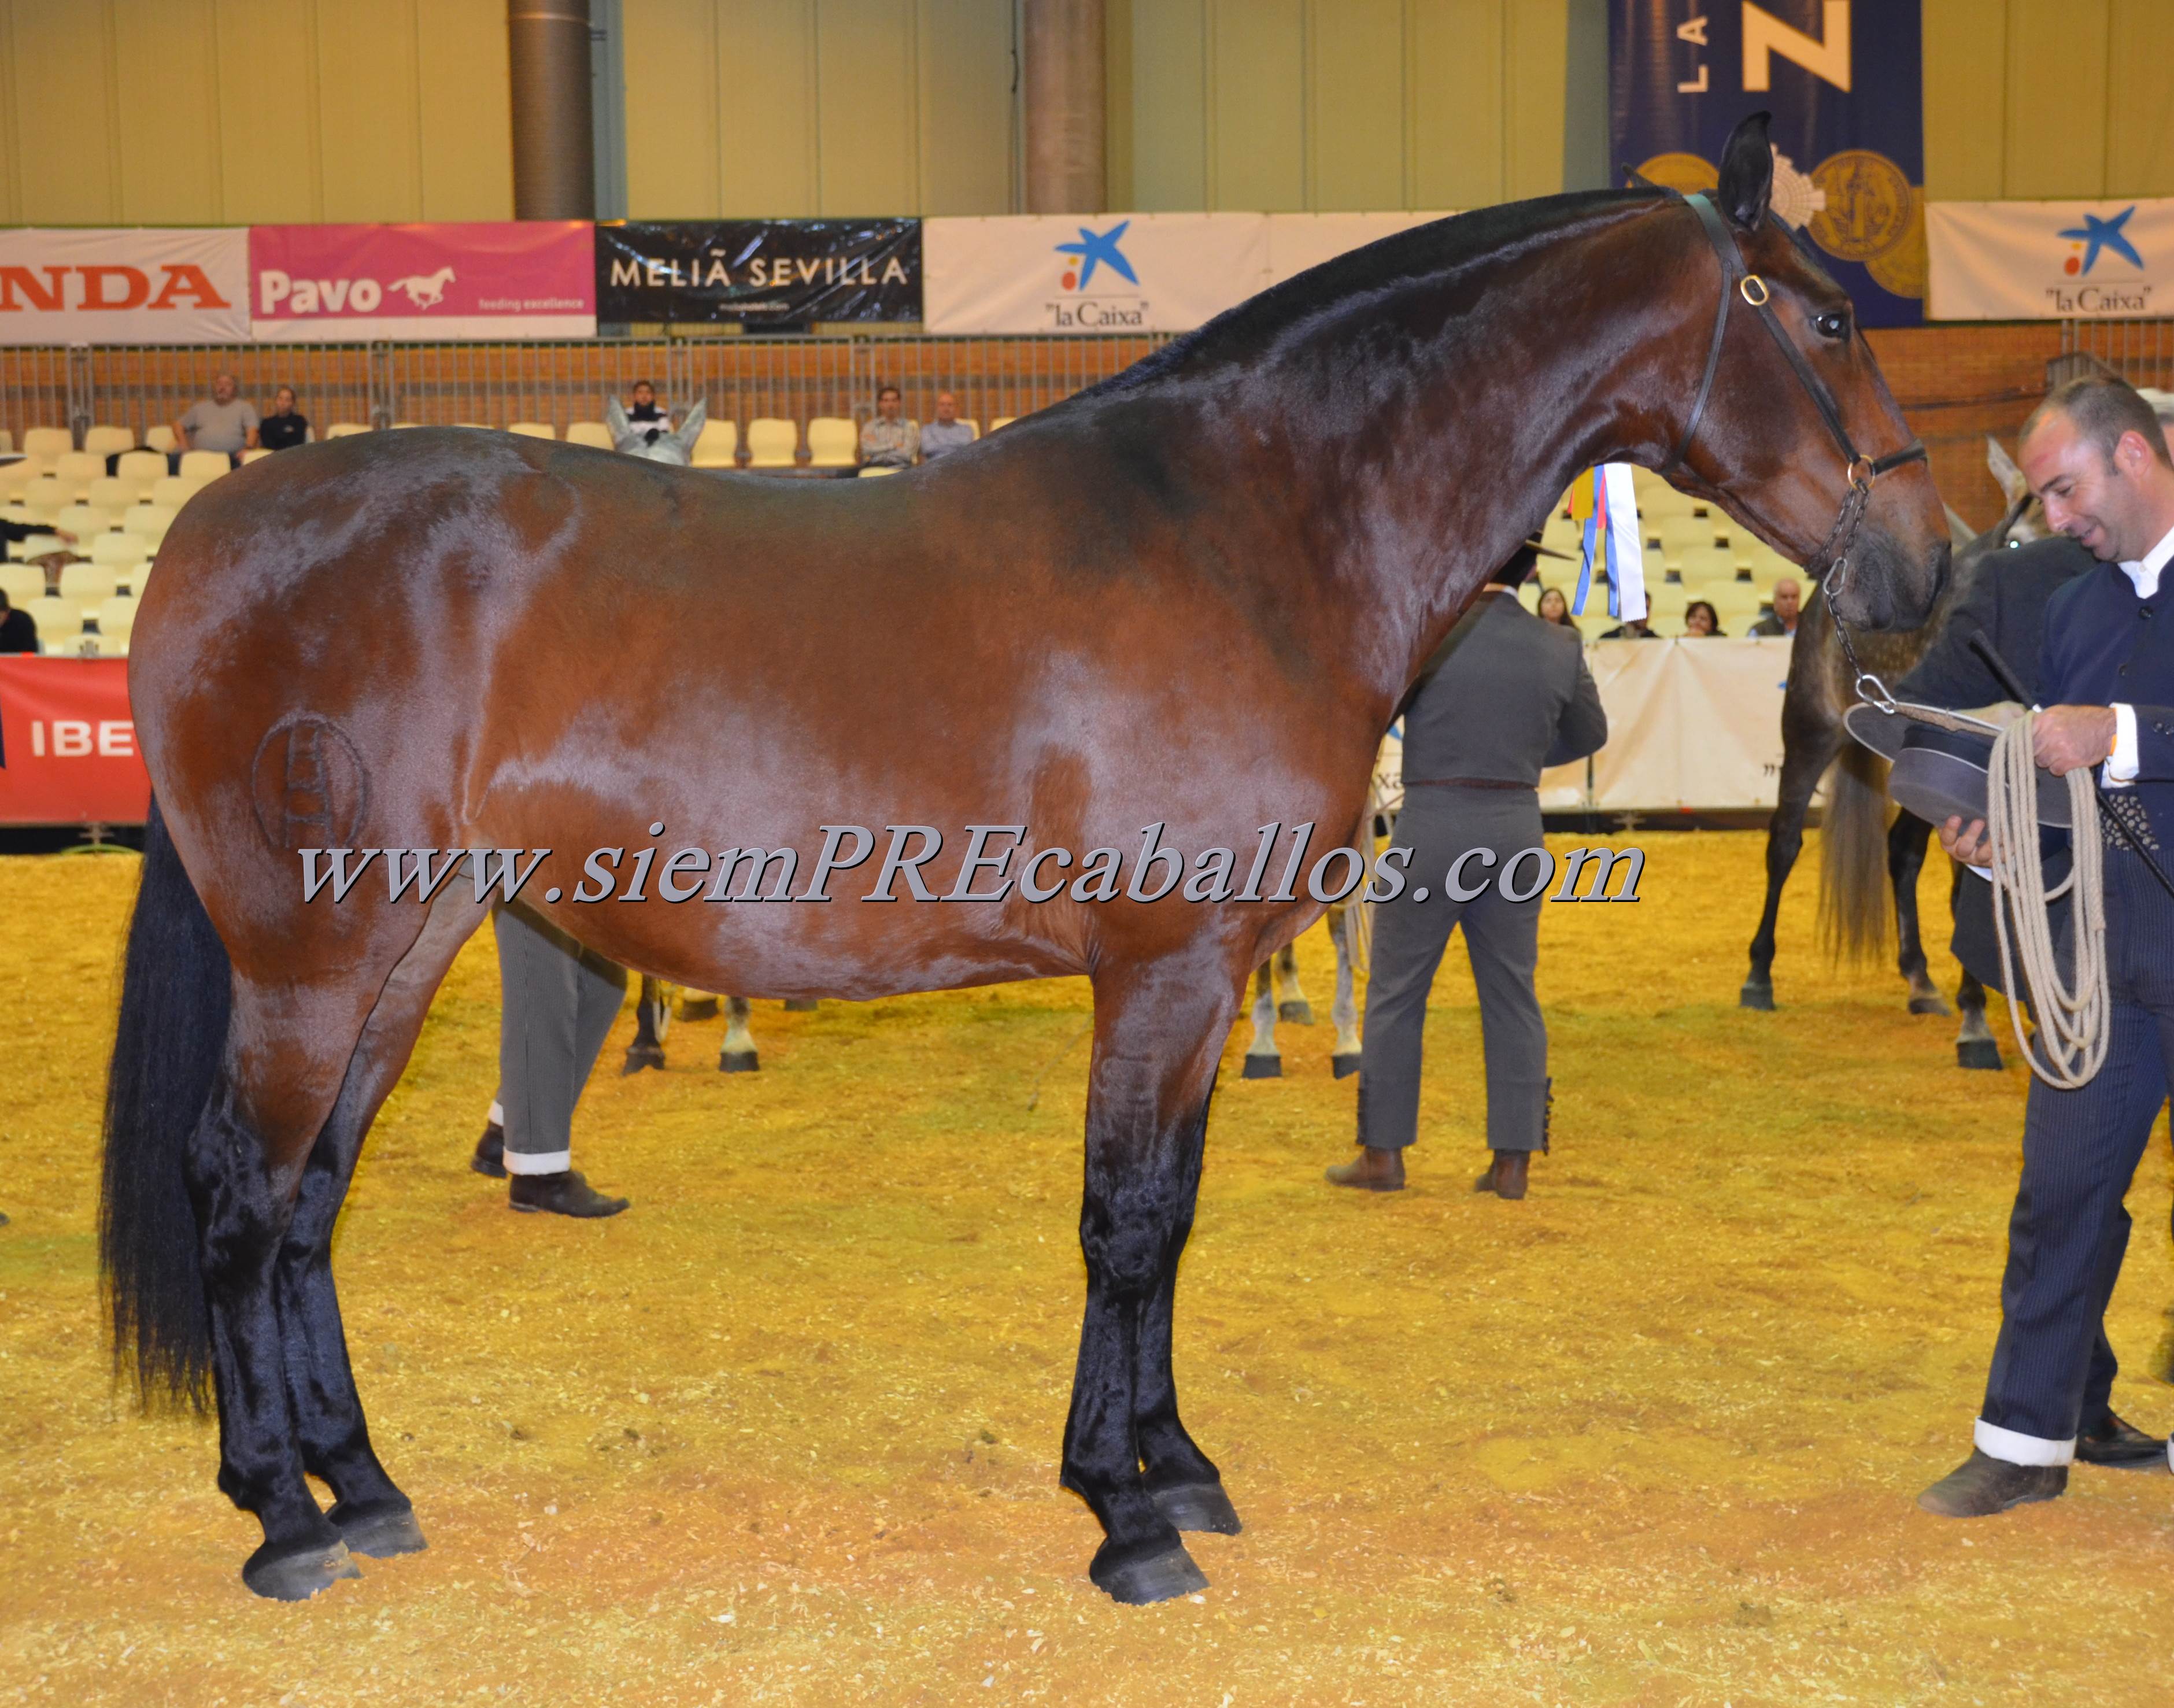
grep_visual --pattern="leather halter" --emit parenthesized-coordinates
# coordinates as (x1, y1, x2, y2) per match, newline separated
(1657, 190, 1929, 705)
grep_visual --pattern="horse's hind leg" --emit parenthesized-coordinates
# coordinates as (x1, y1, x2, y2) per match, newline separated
(1063, 957, 1235, 1603)
(1241, 963, 1280, 1078)
(718, 996, 759, 1072)
(1743, 729, 1836, 1009)
(1328, 905, 1362, 1077)
(1955, 967, 2002, 1070)
(1273, 941, 1313, 1025)
(622, 975, 668, 1074)
(1890, 812, 1949, 1014)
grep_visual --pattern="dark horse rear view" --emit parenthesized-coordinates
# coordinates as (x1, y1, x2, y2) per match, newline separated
(102, 116, 1949, 1604)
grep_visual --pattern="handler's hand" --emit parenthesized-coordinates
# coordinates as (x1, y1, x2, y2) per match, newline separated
(1940, 814, 1993, 867)
(2032, 704, 2117, 775)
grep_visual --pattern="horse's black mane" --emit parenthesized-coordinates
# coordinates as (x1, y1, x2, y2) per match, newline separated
(1077, 188, 1657, 402)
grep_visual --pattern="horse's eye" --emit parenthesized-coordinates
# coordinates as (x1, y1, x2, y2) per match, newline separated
(1813, 310, 1849, 339)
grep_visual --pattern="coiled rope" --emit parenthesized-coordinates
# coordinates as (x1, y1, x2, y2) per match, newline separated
(1987, 712, 2108, 1088)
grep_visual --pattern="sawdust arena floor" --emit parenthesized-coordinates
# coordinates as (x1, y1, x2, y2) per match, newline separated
(4, 830, 2173, 1706)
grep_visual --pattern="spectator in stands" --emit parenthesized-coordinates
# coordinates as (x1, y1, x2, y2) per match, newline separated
(859, 385, 918, 470)
(0, 515, 73, 549)
(0, 589, 36, 653)
(1683, 600, 1722, 637)
(173, 372, 259, 467)
(1599, 613, 1659, 639)
(1536, 587, 1573, 627)
(919, 391, 974, 461)
(1748, 576, 1802, 637)
(258, 386, 308, 452)
(627, 379, 668, 446)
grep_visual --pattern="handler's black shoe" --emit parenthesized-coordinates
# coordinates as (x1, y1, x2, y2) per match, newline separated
(2076, 1410, 2168, 1471)
(471, 1122, 507, 1178)
(1916, 1450, 2066, 1517)
(509, 1171, 628, 1218)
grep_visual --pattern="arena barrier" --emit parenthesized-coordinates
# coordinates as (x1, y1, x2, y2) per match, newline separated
(0, 640, 1791, 829)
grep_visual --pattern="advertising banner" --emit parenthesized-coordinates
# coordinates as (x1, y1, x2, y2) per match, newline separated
(1609, 1, 1925, 327)
(596, 221, 919, 326)
(0, 658, 148, 825)
(923, 214, 1269, 334)
(0, 227, 249, 344)
(249, 222, 595, 341)
(1927, 199, 2174, 321)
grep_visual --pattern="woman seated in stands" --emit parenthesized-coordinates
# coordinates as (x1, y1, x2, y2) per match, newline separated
(259, 387, 309, 452)
(1682, 598, 1722, 637)
(1536, 586, 1573, 627)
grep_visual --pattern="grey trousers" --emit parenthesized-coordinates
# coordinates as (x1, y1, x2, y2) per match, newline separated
(490, 901, 628, 1175)
(1358, 789, 1550, 1153)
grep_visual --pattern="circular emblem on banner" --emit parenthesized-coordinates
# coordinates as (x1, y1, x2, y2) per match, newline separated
(1808, 150, 1914, 262)
(1864, 190, 1928, 300)
(1632, 152, 1718, 195)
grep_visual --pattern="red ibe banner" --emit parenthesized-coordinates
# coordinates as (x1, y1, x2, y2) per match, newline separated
(0, 658, 149, 825)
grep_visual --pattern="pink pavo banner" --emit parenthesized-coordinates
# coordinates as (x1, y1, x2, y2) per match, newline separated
(249, 222, 594, 341)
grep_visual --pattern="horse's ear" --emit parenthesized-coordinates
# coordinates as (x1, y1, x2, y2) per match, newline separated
(1716, 110, 1773, 229)
(604, 397, 631, 448)
(674, 398, 707, 452)
(1986, 434, 2027, 505)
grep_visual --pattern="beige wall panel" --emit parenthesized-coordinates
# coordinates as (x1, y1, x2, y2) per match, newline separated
(2003, 0, 2107, 199)
(1208, 0, 1305, 210)
(1411, 0, 1503, 209)
(12, 0, 119, 223)
(2106, 0, 2174, 196)
(417, 0, 512, 219)
(1503, 0, 1564, 202)
(113, 0, 220, 222)
(915, 0, 1011, 216)
(0, 5, 25, 224)
(1921, 0, 2006, 201)
(315, 0, 422, 221)
(213, 0, 320, 222)
(1307, 0, 1404, 210)
(716, 0, 817, 217)
(625, 0, 720, 216)
(1130, 0, 1206, 210)
(815, 0, 916, 216)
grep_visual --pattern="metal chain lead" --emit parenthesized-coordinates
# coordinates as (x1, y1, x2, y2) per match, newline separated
(1820, 465, 1897, 712)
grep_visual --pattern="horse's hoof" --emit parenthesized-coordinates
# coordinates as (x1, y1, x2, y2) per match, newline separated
(1957, 1038, 2005, 1071)
(330, 1501, 427, 1559)
(1330, 1052, 1361, 1079)
(1909, 994, 1954, 1016)
(241, 1537, 363, 1601)
(1277, 1000, 1314, 1025)
(1090, 1541, 1209, 1605)
(1738, 981, 1775, 1011)
(1241, 1054, 1281, 1079)
(1152, 1481, 1243, 1536)
(620, 1044, 666, 1075)
(678, 996, 720, 1022)
(783, 998, 819, 1013)
(718, 1049, 760, 1074)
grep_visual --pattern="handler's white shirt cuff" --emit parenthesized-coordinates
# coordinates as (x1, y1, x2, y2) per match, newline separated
(2105, 703, 2139, 785)
(1975, 1417, 2075, 1467)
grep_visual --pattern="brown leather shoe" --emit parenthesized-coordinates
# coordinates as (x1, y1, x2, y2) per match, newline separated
(1917, 1449, 2066, 1516)
(1325, 1145, 1405, 1191)
(2076, 1410, 2168, 1470)
(1474, 1149, 1530, 1199)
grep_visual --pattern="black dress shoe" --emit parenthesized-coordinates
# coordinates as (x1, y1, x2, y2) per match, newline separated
(509, 1170, 629, 1218)
(2076, 1410, 2169, 1471)
(471, 1122, 507, 1178)
(1917, 1449, 2067, 1516)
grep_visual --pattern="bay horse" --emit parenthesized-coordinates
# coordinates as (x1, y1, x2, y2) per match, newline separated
(100, 114, 1948, 1605)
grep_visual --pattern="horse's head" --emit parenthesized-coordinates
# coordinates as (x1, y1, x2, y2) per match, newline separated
(1658, 113, 1948, 633)
(605, 397, 707, 465)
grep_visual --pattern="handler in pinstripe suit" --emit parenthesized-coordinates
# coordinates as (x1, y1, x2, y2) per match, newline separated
(1921, 374, 2174, 1516)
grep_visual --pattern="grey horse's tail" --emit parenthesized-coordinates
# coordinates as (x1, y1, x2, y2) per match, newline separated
(1817, 741, 1894, 964)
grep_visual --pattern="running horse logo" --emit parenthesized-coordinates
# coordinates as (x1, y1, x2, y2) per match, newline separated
(389, 266, 456, 309)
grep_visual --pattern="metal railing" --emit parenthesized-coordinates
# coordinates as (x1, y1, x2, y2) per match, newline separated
(2060, 319, 2174, 390)
(0, 333, 1174, 450)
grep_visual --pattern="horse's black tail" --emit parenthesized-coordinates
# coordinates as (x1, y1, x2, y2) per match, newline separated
(100, 794, 230, 1412)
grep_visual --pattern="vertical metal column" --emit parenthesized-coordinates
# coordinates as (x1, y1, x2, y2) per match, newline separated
(508, 0, 597, 220)
(1022, 0, 1106, 215)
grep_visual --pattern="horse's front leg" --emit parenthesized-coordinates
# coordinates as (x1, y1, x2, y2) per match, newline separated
(1241, 962, 1280, 1078)
(1063, 957, 1236, 1603)
(1328, 904, 1362, 1077)
(1272, 941, 1313, 1024)
(719, 995, 759, 1072)
(1890, 811, 1949, 1014)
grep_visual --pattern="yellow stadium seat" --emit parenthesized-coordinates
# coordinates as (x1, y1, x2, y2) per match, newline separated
(806, 417, 858, 468)
(149, 476, 191, 509)
(745, 418, 798, 468)
(90, 532, 141, 568)
(566, 421, 614, 450)
(0, 563, 43, 605)
(178, 450, 230, 482)
(858, 464, 900, 478)
(690, 420, 739, 468)
(21, 427, 70, 461)
(55, 450, 103, 496)
(83, 424, 134, 458)
(391, 421, 422, 430)
(125, 505, 176, 546)
(53, 503, 102, 542)
(27, 593, 81, 645)
(0, 430, 12, 453)
(451, 422, 489, 431)
(989, 417, 1016, 431)
(8, 532, 65, 560)
(84, 476, 132, 521)
(240, 448, 273, 464)
(21, 477, 66, 520)
(94, 593, 138, 640)
(0, 460, 40, 497)
(58, 562, 117, 604)
(144, 425, 178, 454)
(115, 450, 164, 497)
(508, 422, 557, 439)
(325, 422, 372, 438)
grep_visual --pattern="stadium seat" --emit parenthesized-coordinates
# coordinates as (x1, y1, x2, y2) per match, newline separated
(21, 477, 66, 520)
(89, 532, 141, 568)
(26, 593, 81, 645)
(179, 472, 222, 500)
(178, 450, 230, 482)
(125, 505, 176, 546)
(8, 532, 65, 560)
(115, 450, 164, 498)
(989, 417, 1015, 431)
(745, 418, 797, 468)
(240, 448, 273, 463)
(325, 422, 371, 438)
(149, 476, 191, 509)
(54, 450, 103, 496)
(0, 563, 43, 605)
(451, 422, 489, 430)
(0, 460, 40, 497)
(690, 420, 739, 468)
(391, 421, 422, 430)
(83, 476, 132, 523)
(1676, 544, 1736, 587)
(94, 593, 138, 640)
(508, 422, 556, 439)
(144, 425, 178, 454)
(21, 427, 69, 461)
(566, 420, 613, 450)
(858, 464, 900, 477)
(805, 417, 858, 468)
(0, 430, 12, 453)
(82, 424, 134, 457)
(58, 562, 116, 604)
(54, 503, 102, 542)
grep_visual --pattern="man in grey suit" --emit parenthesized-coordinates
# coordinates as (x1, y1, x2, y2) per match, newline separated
(1328, 547, 1608, 1199)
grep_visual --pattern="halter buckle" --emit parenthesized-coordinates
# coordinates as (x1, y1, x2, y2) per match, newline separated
(1738, 275, 1770, 307)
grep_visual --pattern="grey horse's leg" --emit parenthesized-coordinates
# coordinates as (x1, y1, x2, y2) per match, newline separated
(1273, 941, 1312, 1025)
(1242, 962, 1281, 1078)
(1329, 905, 1362, 1077)
(719, 996, 759, 1073)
